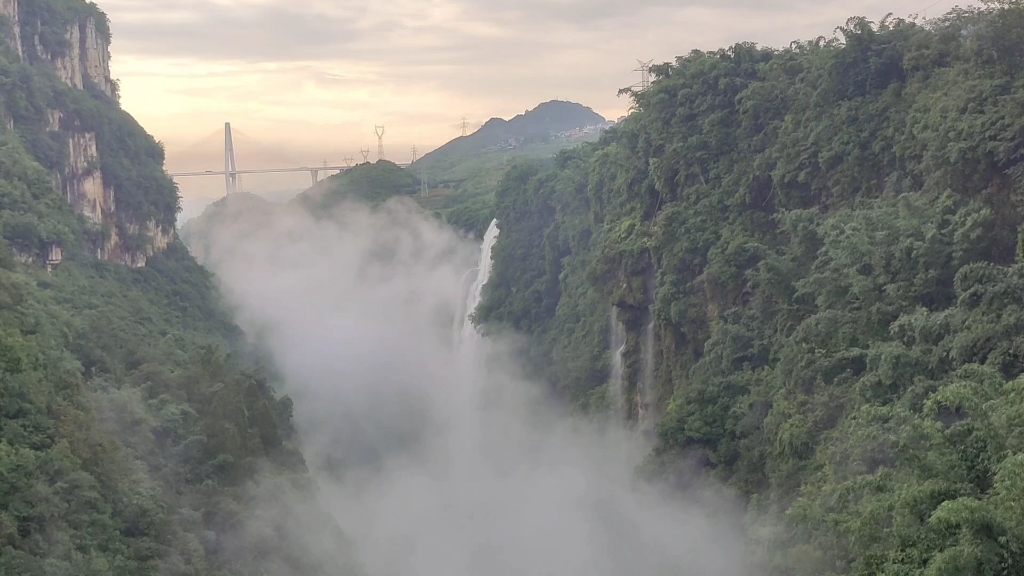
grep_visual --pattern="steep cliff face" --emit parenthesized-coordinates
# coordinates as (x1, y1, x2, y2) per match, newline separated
(0, 0, 21, 58)
(28, 13, 115, 99)
(64, 130, 110, 223)
(1, 0, 176, 268)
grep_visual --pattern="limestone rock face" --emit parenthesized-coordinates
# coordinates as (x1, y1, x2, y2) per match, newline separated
(6, 3, 172, 268)
(103, 220, 175, 268)
(64, 132, 112, 225)
(82, 18, 114, 99)
(35, 17, 116, 99)
(0, 0, 21, 59)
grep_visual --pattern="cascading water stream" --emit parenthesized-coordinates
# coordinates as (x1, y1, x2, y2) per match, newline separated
(459, 219, 500, 345)
(639, 318, 656, 443)
(609, 307, 627, 422)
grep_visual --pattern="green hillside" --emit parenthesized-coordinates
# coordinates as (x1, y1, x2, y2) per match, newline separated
(293, 160, 420, 213)
(0, 2, 355, 574)
(479, 4, 1024, 574)
(412, 102, 610, 238)
(415, 100, 606, 168)
(179, 192, 277, 265)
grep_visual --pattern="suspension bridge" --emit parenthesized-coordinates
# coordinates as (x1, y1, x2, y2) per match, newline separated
(168, 123, 411, 196)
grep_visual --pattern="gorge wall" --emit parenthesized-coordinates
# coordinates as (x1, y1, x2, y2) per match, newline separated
(477, 5, 1024, 573)
(0, 0, 176, 267)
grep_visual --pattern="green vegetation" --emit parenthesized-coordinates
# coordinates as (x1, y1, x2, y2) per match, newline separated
(178, 192, 276, 265)
(479, 2, 1024, 573)
(415, 100, 605, 168)
(0, 3, 176, 248)
(413, 102, 608, 238)
(16, 0, 109, 61)
(0, 1, 355, 573)
(0, 129, 83, 257)
(0, 143, 342, 572)
(294, 160, 419, 213)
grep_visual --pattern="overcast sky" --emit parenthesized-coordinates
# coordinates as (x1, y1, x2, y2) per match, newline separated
(99, 0, 968, 198)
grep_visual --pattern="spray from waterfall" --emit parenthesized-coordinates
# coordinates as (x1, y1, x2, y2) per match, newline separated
(200, 202, 757, 576)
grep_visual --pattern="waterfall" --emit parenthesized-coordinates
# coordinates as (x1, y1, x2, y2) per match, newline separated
(639, 319, 656, 443)
(459, 219, 500, 344)
(609, 307, 627, 422)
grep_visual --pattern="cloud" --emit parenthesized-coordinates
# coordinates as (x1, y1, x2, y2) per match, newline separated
(97, 0, 970, 198)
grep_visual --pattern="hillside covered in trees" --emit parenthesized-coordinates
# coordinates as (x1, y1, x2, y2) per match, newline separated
(478, 2, 1024, 574)
(293, 160, 420, 213)
(415, 100, 606, 169)
(0, 1, 355, 574)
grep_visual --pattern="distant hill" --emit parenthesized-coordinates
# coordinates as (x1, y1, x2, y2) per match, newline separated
(177, 189, 302, 227)
(293, 160, 421, 213)
(416, 100, 606, 168)
(179, 192, 278, 264)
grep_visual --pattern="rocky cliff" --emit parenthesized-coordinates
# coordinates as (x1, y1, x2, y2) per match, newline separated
(30, 13, 116, 99)
(0, 0, 21, 59)
(0, 0, 176, 268)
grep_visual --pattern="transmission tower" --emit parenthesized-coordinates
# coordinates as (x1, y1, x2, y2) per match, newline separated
(633, 59, 654, 92)
(419, 163, 428, 197)
(460, 116, 468, 137)
(360, 148, 370, 163)
(411, 144, 418, 163)
(375, 125, 386, 161)
(343, 156, 354, 167)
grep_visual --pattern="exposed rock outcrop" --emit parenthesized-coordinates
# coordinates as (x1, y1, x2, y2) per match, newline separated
(64, 131, 111, 224)
(0, 0, 21, 59)
(5, 2, 172, 268)
(103, 220, 174, 268)
(35, 17, 116, 99)
(81, 18, 113, 99)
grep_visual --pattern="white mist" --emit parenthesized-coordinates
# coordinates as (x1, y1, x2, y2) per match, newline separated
(200, 198, 757, 576)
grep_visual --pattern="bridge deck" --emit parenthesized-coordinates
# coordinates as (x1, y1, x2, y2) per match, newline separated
(170, 164, 411, 177)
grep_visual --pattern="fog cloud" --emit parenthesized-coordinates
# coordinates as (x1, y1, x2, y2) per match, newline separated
(198, 199, 759, 575)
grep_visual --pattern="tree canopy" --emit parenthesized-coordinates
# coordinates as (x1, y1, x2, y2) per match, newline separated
(479, 3, 1024, 573)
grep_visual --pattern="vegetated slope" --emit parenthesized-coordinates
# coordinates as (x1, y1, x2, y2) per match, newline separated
(1, 0, 177, 265)
(413, 101, 608, 238)
(179, 192, 277, 265)
(478, 4, 1024, 574)
(0, 3, 356, 575)
(417, 100, 606, 168)
(293, 160, 420, 213)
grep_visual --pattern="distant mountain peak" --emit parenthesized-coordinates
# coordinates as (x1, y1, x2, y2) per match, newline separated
(418, 100, 606, 166)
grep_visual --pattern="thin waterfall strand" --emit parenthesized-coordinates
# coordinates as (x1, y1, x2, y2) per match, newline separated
(609, 307, 627, 422)
(460, 219, 500, 343)
(639, 319, 656, 442)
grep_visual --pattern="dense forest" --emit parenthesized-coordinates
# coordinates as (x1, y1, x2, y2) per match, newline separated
(0, 2, 355, 574)
(478, 1, 1024, 574)
(294, 160, 421, 213)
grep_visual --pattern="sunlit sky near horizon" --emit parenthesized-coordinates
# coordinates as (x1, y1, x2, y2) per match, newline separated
(98, 0, 970, 199)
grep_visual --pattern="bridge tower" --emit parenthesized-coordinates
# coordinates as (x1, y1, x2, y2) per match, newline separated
(375, 125, 386, 161)
(223, 122, 238, 195)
